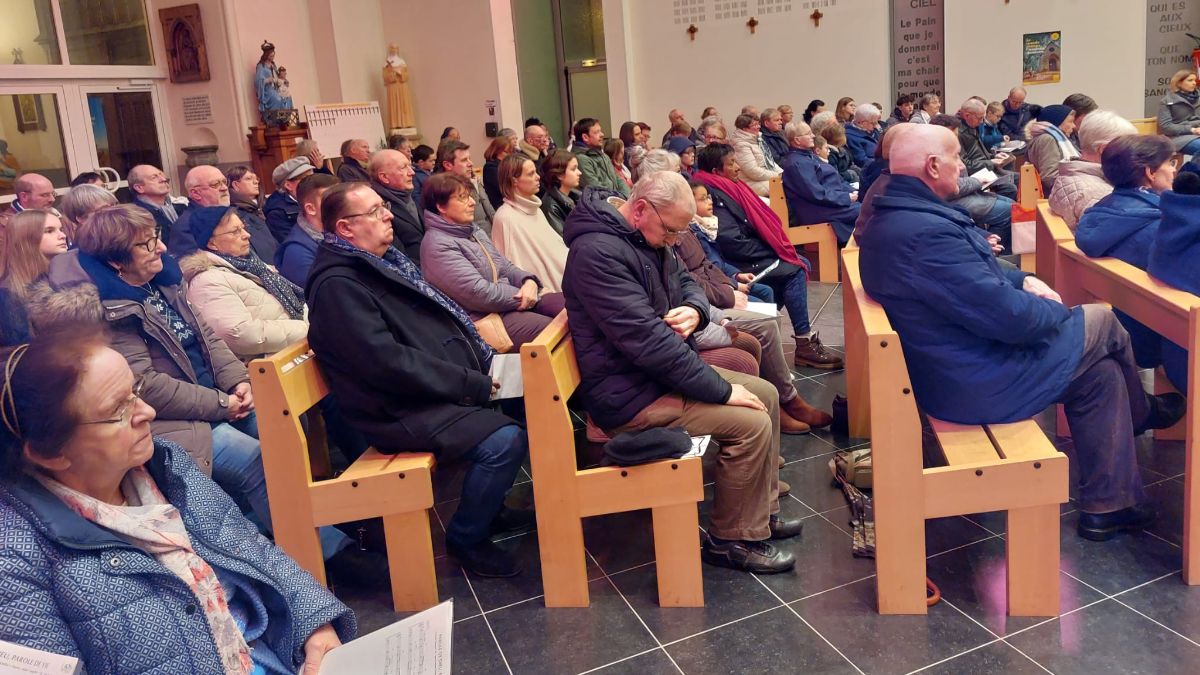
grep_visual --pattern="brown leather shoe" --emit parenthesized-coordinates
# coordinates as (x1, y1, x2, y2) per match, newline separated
(782, 397, 834, 428)
(778, 479, 791, 498)
(794, 332, 844, 369)
(781, 409, 812, 435)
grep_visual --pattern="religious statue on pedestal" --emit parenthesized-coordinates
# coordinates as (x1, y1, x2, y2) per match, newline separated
(255, 40, 296, 128)
(383, 44, 416, 132)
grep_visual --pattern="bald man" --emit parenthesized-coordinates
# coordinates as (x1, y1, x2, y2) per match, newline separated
(1, 173, 59, 231)
(167, 165, 232, 255)
(858, 125, 1184, 542)
(998, 86, 1035, 137)
(368, 149, 423, 263)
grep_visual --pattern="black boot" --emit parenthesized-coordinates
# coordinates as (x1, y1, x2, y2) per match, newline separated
(1077, 503, 1157, 542)
(448, 539, 522, 577)
(1134, 393, 1187, 436)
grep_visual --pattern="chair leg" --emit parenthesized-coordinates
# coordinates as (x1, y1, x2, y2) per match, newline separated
(273, 519, 327, 587)
(817, 228, 838, 283)
(874, 508, 928, 614)
(651, 503, 705, 607)
(382, 510, 439, 612)
(1006, 504, 1060, 617)
(536, 510, 591, 607)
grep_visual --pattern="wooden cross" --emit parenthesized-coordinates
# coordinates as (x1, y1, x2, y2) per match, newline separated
(810, 9, 823, 27)
(747, 17, 759, 34)
(687, 24, 698, 41)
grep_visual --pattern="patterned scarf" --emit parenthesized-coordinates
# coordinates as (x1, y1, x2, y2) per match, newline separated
(215, 252, 305, 320)
(144, 288, 199, 347)
(322, 235, 495, 368)
(36, 468, 253, 675)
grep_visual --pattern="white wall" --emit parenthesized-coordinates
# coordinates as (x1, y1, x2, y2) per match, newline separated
(942, 0, 1146, 119)
(229, 0, 323, 126)
(328, 0, 388, 107)
(615, 1, 893, 127)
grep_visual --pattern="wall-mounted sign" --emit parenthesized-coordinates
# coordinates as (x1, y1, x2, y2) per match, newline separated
(891, 0, 944, 101)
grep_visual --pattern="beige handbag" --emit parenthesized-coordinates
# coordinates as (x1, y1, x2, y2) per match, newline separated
(472, 238, 515, 353)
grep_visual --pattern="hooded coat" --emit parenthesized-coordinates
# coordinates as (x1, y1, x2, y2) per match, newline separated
(857, 174, 1083, 424)
(561, 187, 730, 430)
(1048, 160, 1112, 230)
(1024, 120, 1081, 195)
(780, 147, 860, 243)
(1148, 189, 1200, 394)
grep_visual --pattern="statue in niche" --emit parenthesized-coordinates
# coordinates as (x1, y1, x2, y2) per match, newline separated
(255, 40, 296, 127)
(383, 44, 416, 131)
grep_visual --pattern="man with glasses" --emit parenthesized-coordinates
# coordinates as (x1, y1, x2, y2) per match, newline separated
(264, 156, 316, 243)
(780, 121, 859, 245)
(561, 171, 802, 574)
(368, 149, 424, 263)
(957, 99, 1018, 200)
(305, 182, 532, 577)
(858, 124, 1185, 542)
(166, 165, 232, 255)
(129, 164, 188, 246)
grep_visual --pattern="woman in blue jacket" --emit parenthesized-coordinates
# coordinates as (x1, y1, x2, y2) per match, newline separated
(0, 330, 354, 675)
(1148, 171, 1200, 394)
(1076, 134, 1177, 372)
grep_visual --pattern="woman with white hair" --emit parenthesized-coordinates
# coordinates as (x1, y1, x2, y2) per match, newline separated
(844, 104, 882, 167)
(809, 110, 838, 136)
(910, 93, 941, 124)
(637, 148, 681, 176)
(1049, 110, 1138, 229)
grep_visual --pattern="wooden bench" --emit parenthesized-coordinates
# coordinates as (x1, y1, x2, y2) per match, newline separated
(1053, 242, 1200, 582)
(250, 340, 439, 612)
(1015, 163, 1043, 273)
(1130, 117, 1159, 135)
(842, 242, 1068, 615)
(768, 176, 839, 283)
(521, 311, 705, 607)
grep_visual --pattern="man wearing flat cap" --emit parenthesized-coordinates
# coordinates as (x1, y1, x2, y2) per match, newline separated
(264, 156, 316, 242)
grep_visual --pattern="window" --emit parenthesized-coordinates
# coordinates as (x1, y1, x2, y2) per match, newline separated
(0, 93, 70, 197)
(59, 0, 153, 66)
(0, 0, 63, 65)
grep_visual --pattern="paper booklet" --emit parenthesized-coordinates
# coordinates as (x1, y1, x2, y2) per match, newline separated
(744, 301, 778, 317)
(488, 353, 524, 400)
(318, 600, 453, 674)
(683, 435, 712, 459)
(748, 260, 780, 284)
(0, 640, 80, 675)
(970, 167, 999, 190)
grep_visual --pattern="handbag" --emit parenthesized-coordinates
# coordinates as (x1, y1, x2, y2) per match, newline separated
(472, 237, 515, 353)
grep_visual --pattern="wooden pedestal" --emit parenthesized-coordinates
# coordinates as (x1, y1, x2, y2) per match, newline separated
(247, 125, 309, 190)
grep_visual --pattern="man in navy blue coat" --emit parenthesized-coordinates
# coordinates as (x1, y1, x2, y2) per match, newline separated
(779, 121, 860, 244)
(858, 125, 1184, 541)
(844, 103, 882, 168)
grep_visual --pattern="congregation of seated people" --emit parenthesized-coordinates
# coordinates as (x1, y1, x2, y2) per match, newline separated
(0, 81, 1196, 672)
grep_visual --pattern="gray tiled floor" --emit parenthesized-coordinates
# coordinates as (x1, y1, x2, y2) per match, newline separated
(342, 282, 1200, 674)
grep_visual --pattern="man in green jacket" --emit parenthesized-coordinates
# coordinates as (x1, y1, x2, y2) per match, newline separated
(571, 117, 630, 196)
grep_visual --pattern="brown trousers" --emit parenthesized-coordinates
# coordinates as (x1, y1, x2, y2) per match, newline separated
(611, 367, 780, 541)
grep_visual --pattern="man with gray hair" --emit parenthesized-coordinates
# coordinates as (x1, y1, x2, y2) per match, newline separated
(780, 121, 859, 244)
(636, 148, 680, 176)
(167, 164, 233, 255)
(561, 171, 801, 574)
(999, 85, 1035, 137)
(957, 98, 1019, 201)
(128, 164, 184, 242)
(337, 138, 372, 183)
(845, 103, 882, 166)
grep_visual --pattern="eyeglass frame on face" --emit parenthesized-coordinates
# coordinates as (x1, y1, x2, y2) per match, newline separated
(131, 232, 160, 253)
(202, 179, 229, 191)
(342, 201, 390, 221)
(646, 199, 688, 239)
(212, 223, 249, 238)
(80, 375, 146, 426)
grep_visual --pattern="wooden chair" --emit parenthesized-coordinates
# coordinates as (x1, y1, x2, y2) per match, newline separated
(521, 311, 705, 607)
(1014, 163, 1043, 273)
(1130, 117, 1159, 135)
(767, 176, 839, 283)
(250, 340, 439, 612)
(842, 243, 1067, 615)
(1053, 243, 1200, 582)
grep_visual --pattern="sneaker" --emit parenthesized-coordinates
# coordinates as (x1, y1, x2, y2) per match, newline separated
(702, 535, 795, 574)
(447, 539, 523, 577)
(782, 396, 834, 428)
(490, 506, 537, 535)
(778, 479, 791, 498)
(1134, 393, 1187, 436)
(326, 546, 389, 589)
(768, 514, 804, 540)
(794, 333, 844, 369)
(1077, 503, 1157, 542)
(781, 410, 812, 435)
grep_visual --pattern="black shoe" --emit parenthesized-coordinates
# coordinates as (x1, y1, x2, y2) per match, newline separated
(1135, 393, 1187, 436)
(447, 539, 523, 577)
(326, 546, 389, 589)
(490, 507, 537, 535)
(1077, 503, 1157, 542)
(769, 514, 804, 540)
(702, 535, 795, 573)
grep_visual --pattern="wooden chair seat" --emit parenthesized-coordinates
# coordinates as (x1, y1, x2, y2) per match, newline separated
(250, 340, 439, 612)
(522, 311, 705, 607)
(842, 241, 1067, 615)
(768, 176, 839, 283)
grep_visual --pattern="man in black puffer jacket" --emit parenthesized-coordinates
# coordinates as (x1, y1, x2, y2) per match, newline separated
(562, 172, 801, 574)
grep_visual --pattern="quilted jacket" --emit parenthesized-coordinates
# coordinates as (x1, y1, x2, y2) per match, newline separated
(1049, 160, 1112, 230)
(179, 250, 308, 361)
(0, 439, 355, 674)
(730, 127, 782, 197)
(419, 211, 539, 320)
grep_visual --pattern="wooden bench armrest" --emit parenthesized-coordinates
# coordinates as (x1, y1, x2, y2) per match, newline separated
(575, 456, 704, 517)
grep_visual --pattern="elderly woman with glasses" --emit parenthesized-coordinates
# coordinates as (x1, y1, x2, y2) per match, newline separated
(0, 330, 354, 675)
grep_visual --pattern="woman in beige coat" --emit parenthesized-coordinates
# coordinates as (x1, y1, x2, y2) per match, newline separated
(729, 113, 781, 197)
(491, 154, 569, 291)
(179, 206, 307, 361)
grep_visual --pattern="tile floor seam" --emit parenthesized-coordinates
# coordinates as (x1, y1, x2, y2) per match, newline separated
(747, 572, 867, 675)
(461, 565, 514, 675)
(923, 532, 1004, 560)
(784, 573, 878, 607)
(1057, 568, 1116, 599)
(1141, 528, 1183, 550)
(582, 549, 686, 675)
(575, 646, 670, 675)
(1110, 596, 1200, 650)
(901, 637, 1005, 675)
(939, 597, 1055, 674)
(656, 604, 791, 650)
(810, 284, 840, 322)
(997, 595, 1112, 641)
(1108, 569, 1186, 599)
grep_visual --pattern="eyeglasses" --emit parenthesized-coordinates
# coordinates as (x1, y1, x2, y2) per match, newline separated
(647, 200, 688, 238)
(132, 233, 160, 253)
(453, 192, 475, 204)
(344, 203, 389, 220)
(81, 376, 146, 426)
(212, 225, 248, 238)
(204, 179, 229, 190)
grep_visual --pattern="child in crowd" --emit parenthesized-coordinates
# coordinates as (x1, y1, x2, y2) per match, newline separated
(981, 101, 1007, 149)
(687, 182, 774, 304)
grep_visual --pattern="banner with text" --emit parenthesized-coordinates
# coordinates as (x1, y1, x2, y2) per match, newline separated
(1145, 0, 1200, 116)
(892, 0, 945, 104)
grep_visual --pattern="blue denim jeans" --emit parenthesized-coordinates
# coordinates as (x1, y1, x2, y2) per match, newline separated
(445, 424, 529, 548)
(762, 264, 811, 336)
(211, 413, 352, 558)
(1182, 137, 1200, 155)
(747, 283, 775, 304)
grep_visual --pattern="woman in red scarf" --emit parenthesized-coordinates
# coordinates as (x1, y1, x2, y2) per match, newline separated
(693, 144, 843, 369)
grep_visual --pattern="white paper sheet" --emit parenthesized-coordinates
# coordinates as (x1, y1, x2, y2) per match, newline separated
(970, 167, 999, 190)
(682, 435, 712, 459)
(317, 600, 453, 675)
(0, 639, 80, 675)
(749, 260, 780, 284)
(488, 353, 524, 400)
(744, 301, 778, 317)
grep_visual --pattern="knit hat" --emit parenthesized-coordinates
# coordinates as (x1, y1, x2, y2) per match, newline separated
(600, 427, 693, 467)
(189, 206, 237, 250)
(665, 136, 697, 156)
(1037, 104, 1073, 128)
(271, 156, 316, 187)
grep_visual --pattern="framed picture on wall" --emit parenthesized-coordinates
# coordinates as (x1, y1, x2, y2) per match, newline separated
(160, 4, 211, 83)
(12, 95, 45, 133)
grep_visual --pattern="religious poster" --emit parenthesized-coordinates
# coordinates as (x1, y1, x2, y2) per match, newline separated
(1022, 31, 1062, 86)
(1144, 0, 1200, 116)
(891, 0, 945, 102)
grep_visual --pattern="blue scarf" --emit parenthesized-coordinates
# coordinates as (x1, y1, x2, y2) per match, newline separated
(321, 234, 495, 368)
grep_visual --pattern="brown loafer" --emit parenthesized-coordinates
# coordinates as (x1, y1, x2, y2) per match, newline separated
(794, 332, 844, 370)
(783, 397, 834, 428)
(778, 479, 791, 498)
(781, 409, 812, 435)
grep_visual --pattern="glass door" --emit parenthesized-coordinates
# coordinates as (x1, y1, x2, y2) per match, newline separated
(0, 84, 77, 197)
(79, 85, 165, 187)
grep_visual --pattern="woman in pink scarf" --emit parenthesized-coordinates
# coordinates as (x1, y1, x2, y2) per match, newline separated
(692, 144, 843, 369)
